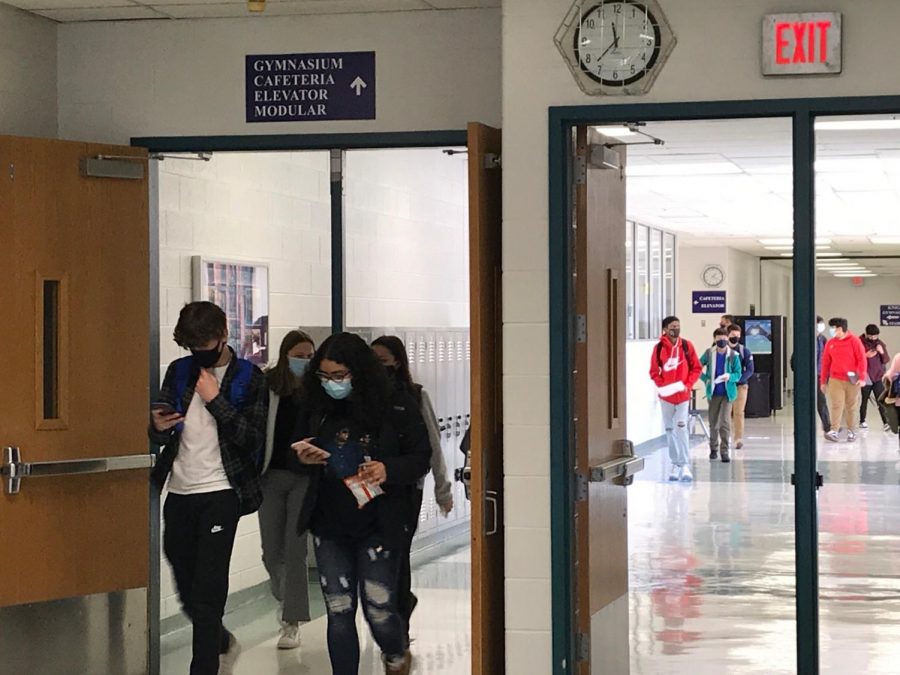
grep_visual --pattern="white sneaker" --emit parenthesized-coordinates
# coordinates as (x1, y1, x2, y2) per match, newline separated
(277, 622, 301, 650)
(668, 466, 682, 482)
(219, 632, 241, 675)
(680, 465, 694, 482)
(847, 430, 858, 442)
(860, 421, 869, 429)
(825, 431, 840, 442)
(884, 424, 892, 433)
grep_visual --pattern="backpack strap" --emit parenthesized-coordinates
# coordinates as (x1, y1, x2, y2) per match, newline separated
(655, 342, 664, 370)
(228, 358, 255, 408)
(172, 356, 195, 415)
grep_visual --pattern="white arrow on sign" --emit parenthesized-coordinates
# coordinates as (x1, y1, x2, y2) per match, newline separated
(350, 77, 367, 96)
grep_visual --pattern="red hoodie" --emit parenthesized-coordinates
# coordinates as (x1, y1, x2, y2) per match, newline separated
(820, 332, 868, 385)
(649, 335, 703, 404)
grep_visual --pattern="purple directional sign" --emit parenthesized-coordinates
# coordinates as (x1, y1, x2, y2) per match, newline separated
(692, 291, 726, 313)
(881, 304, 900, 327)
(246, 51, 375, 123)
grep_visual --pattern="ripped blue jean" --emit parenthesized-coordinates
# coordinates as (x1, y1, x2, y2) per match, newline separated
(314, 535, 406, 674)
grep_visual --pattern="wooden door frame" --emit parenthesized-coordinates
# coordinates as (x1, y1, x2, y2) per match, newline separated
(134, 129, 473, 674)
(548, 95, 900, 675)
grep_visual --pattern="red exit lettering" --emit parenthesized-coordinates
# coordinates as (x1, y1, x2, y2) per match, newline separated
(774, 20, 831, 65)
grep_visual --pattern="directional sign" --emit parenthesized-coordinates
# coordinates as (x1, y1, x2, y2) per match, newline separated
(692, 291, 726, 314)
(881, 304, 900, 327)
(246, 51, 375, 123)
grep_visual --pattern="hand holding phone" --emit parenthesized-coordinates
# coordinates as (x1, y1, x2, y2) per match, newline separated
(292, 438, 331, 465)
(151, 402, 183, 432)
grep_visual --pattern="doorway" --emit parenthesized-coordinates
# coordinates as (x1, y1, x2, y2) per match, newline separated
(140, 128, 504, 674)
(548, 96, 900, 675)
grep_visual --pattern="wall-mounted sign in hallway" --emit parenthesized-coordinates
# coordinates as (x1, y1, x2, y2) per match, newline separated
(692, 291, 726, 314)
(881, 305, 900, 327)
(246, 51, 375, 123)
(762, 12, 842, 76)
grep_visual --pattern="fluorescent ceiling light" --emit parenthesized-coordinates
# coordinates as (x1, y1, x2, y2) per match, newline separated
(593, 126, 637, 138)
(779, 253, 793, 257)
(816, 253, 844, 258)
(816, 119, 900, 131)
(627, 162, 742, 177)
(869, 236, 900, 245)
(833, 272, 877, 277)
(759, 237, 830, 246)
(764, 246, 793, 251)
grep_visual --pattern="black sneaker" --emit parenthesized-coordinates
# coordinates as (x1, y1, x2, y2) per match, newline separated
(709, 450, 718, 460)
(721, 452, 731, 463)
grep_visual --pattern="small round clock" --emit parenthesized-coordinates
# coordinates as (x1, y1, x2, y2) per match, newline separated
(702, 265, 725, 288)
(576, 1, 662, 87)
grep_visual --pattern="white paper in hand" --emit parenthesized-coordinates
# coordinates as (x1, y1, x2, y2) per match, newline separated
(657, 381, 686, 397)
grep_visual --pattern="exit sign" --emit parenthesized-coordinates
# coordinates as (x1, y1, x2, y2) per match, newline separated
(762, 12, 842, 76)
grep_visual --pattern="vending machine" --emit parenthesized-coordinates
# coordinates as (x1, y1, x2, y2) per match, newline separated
(734, 315, 787, 417)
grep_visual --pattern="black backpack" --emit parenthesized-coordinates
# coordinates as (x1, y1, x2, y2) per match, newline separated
(655, 340, 696, 373)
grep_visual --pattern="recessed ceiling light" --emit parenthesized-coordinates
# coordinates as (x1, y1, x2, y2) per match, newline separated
(816, 119, 900, 131)
(869, 236, 900, 245)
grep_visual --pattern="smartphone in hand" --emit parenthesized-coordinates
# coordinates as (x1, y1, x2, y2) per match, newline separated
(151, 401, 179, 416)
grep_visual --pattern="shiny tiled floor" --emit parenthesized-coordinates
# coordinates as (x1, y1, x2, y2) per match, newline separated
(630, 413, 900, 674)
(161, 538, 471, 674)
(162, 415, 900, 674)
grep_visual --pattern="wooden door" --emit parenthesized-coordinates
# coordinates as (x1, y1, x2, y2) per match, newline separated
(0, 136, 150, 607)
(468, 122, 505, 675)
(573, 128, 632, 674)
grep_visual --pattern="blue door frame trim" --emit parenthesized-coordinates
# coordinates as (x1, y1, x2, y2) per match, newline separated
(548, 95, 900, 675)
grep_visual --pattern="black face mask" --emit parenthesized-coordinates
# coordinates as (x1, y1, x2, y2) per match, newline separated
(667, 328, 680, 339)
(729, 337, 740, 345)
(191, 341, 224, 368)
(716, 339, 728, 349)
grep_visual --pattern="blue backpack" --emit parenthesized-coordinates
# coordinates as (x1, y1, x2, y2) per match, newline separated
(171, 356, 263, 468)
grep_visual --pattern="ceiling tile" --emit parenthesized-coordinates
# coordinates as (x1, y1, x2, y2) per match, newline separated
(34, 4, 166, 19)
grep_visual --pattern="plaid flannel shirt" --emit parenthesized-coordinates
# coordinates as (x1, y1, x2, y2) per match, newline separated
(149, 349, 268, 515)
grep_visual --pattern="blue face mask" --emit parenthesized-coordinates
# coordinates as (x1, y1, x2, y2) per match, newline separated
(288, 357, 309, 377)
(323, 379, 353, 400)
(828, 327, 837, 338)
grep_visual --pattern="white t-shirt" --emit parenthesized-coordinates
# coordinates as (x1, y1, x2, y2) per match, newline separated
(167, 364, 233, 495)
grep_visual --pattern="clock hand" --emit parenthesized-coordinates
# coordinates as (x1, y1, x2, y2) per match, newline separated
(598, 37, 618, 60)
(611, 22, 620, 49)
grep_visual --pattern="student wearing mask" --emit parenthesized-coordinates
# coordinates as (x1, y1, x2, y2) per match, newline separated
(258, 330, 316, 650)
(726, 324, 754, 450)
(859, 324, 891, 431)
(720, 314, 736, 330)
(821, 317, 867, 443)
(292, 333, 430, 675)
(649, 316, 703, 482)
(371, 335, 453, 629)
(700, 328, 744, 463)
(149, 302, 267, 675)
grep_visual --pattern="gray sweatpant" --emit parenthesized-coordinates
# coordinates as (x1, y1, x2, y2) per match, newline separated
(258, 469, 312, 623)
(708, 396, 733, 453)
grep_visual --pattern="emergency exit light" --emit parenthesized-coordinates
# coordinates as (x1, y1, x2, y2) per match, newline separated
(762, 12, 842, 76)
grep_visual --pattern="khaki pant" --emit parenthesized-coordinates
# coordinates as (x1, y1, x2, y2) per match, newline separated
(828, 378, 861, 433)
(731, 383, 749, 441)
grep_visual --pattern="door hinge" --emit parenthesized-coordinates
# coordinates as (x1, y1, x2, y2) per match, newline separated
(575, 314, 587, 343)
(574, 154, 586, 185)
(575, 631, 590, 663)
(8, 163, 14, 181)
(574, 470, 588, 502)
(484, 153, 501, 169)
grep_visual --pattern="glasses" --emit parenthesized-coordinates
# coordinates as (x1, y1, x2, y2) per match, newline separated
(316, 370, 351, 383)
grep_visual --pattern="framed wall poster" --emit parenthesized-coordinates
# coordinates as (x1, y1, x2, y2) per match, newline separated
(191, 256, 270, 367)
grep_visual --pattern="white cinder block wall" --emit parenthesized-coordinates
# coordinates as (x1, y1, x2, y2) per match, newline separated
(503, 0, 900, 672)
(0, 3, 57, 137)
(157, 151, 331, 620)
(344, 148, 469, 329)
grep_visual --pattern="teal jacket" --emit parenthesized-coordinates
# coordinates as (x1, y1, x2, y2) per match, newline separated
(699, 347, 744, 402)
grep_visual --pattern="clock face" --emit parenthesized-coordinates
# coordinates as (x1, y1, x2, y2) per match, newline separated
(703, 265, 725, 287)
(576, 2, 662, 87)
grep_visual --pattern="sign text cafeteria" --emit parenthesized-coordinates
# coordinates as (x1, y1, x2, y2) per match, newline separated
(245, 51, 376, 123)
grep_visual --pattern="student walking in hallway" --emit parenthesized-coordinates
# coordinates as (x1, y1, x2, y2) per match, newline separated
(859, 324, 891, 431)
(650, 316, 703, 482)
(821, 317, 868, 443)
(149, 302, 268, 675)
(727, 323, 754, 450)
(700, 328, 743, 463)
(258, 330, 317, 651)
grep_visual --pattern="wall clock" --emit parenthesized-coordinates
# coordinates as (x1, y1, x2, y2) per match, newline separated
(702, 264, 725, 288)
(555, 0, 677, 96)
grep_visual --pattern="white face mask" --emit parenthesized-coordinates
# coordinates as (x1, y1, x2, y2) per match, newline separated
(817, 322, 826, 334)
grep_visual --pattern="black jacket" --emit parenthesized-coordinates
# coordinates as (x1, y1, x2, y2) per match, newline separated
(149, 350, 268, 516)
(294, 388, 430, 549)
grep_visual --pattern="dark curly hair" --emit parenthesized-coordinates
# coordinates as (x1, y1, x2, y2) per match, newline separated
(300, 332, 390, 431)
(371, 335, 421, 403)
(173, 301, 226, 349)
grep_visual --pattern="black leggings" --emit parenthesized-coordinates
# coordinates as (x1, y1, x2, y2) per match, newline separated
(860, 380, 887, 425)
